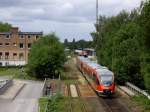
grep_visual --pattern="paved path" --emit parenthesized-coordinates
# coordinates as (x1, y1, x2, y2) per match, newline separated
(0, 80, 43, 112)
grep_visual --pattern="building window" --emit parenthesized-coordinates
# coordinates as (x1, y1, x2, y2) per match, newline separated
(20, 35, 24, 39)
(0, 43, 3, 46)
(13, 43, 17, 46)
(28, 43, 32, 49)
(5, 52, 9, 59)
(13, 53, 17, 59)
(0, 52, 2, 59)
(28, 35, 31, 38)
(13, 53, 17, 56)
(36, 35, 39, 39)
(19, 43, 24, 49)
(19, 53, 24, 60)
(5, 43, 10, 46)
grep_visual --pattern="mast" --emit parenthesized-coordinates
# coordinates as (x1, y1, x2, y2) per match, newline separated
(96, 0, 99, 24)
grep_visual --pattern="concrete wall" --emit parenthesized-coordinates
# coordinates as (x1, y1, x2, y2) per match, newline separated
(0, 60, 26, 66)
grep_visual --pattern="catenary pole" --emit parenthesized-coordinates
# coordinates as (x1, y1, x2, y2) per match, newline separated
(96, 0, 99, 24)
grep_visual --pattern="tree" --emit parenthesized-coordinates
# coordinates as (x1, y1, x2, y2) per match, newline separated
(72, 38, 76, 50)
(91, 8, 146, 87)
(65, 39, 93, 50)
(112, 23, 144, 87)
(0, 22, 11, 32)
(140, 0, 150, 92)
(64, 38, 68, 48)
(28, 34, 66, 79)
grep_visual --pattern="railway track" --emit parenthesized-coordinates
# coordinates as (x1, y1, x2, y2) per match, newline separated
(80, 72, 131, 112)
(67, 84, 73, 112)
(99, 96, 130, 112)
(75, 84, 89, 112)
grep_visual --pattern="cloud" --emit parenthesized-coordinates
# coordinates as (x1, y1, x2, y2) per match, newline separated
(0, 0, 142, 41)
(0, 0, 142, 23)
(10, 20, 94, 42)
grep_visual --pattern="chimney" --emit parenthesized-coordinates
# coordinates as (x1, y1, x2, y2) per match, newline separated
(10, 27, 19, 33)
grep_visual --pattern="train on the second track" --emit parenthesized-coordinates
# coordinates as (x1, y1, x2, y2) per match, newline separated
(76, 56, 115, 95)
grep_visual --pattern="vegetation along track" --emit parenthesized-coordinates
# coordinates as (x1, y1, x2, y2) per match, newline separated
(67, 84, 90, 112)
(80, 72, 131, 112)
(75, 84, 89, 112)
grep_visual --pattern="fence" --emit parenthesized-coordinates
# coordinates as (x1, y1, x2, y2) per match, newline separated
(126, 82, 150, 100)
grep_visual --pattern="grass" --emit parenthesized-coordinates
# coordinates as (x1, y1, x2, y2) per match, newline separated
(0, 67, 36, 80)
(39, 94, 69, 112)
(60, 70, 79, 84)
(39, 94, 85, 112)
(61, 58, 80, 84)
(131, 95, 150, 112)
(39, 97, 49, 112)
(49, 94, 68, 112)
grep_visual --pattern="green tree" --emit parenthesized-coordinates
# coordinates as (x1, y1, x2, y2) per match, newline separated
(91, 9, 145, 88)
(112, 23, 144, 87)
(140, 0, 150, 92)
(28, 34, 66, 79)
(64, 38, 68, 48)
(72, 38, 76, 50)
(0, 22, 11, 32)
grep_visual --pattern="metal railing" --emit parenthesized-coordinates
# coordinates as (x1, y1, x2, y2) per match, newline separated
(42, 78, 47, 96)
(126, 82, 150, 100)
(0, 79, 13, 95)
(40, 79, 62, 112)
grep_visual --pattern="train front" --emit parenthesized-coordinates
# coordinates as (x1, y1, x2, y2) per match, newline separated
(96, 69, 115, 95)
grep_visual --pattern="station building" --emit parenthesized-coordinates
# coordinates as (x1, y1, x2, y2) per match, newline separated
(0, 27, 43, 66)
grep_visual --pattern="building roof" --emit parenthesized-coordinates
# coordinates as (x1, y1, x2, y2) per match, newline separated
(0, 32, 43, 35)
(19, 32, 43, 35)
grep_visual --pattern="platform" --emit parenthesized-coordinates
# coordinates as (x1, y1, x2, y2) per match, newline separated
(119, 86, 135, 96)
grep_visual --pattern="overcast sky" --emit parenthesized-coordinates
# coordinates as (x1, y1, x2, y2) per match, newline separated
(0, 0, 142, 41)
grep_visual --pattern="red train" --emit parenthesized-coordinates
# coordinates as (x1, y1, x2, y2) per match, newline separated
(76, 56, 115, 95)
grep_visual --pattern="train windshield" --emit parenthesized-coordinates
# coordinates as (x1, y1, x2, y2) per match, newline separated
(100, 75, 113, 86)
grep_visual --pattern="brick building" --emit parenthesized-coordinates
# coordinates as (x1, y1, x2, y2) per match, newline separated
(0, 27, 43, 66)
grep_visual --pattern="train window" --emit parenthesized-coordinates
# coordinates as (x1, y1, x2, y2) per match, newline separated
(100, 75, 113, 86)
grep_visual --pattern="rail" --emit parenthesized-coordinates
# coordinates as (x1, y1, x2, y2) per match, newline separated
(42, 78, 47, 96)
(67, 84, 73, 112)
(75, 84, 87, 112)
(126, 82, 150, 100)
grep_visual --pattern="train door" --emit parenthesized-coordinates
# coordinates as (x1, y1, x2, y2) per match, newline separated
(92, 74, 99, 89)
(80, 62, 84, 73)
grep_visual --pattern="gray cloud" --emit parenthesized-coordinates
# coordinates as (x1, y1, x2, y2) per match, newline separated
(0, 0, 142, 41)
